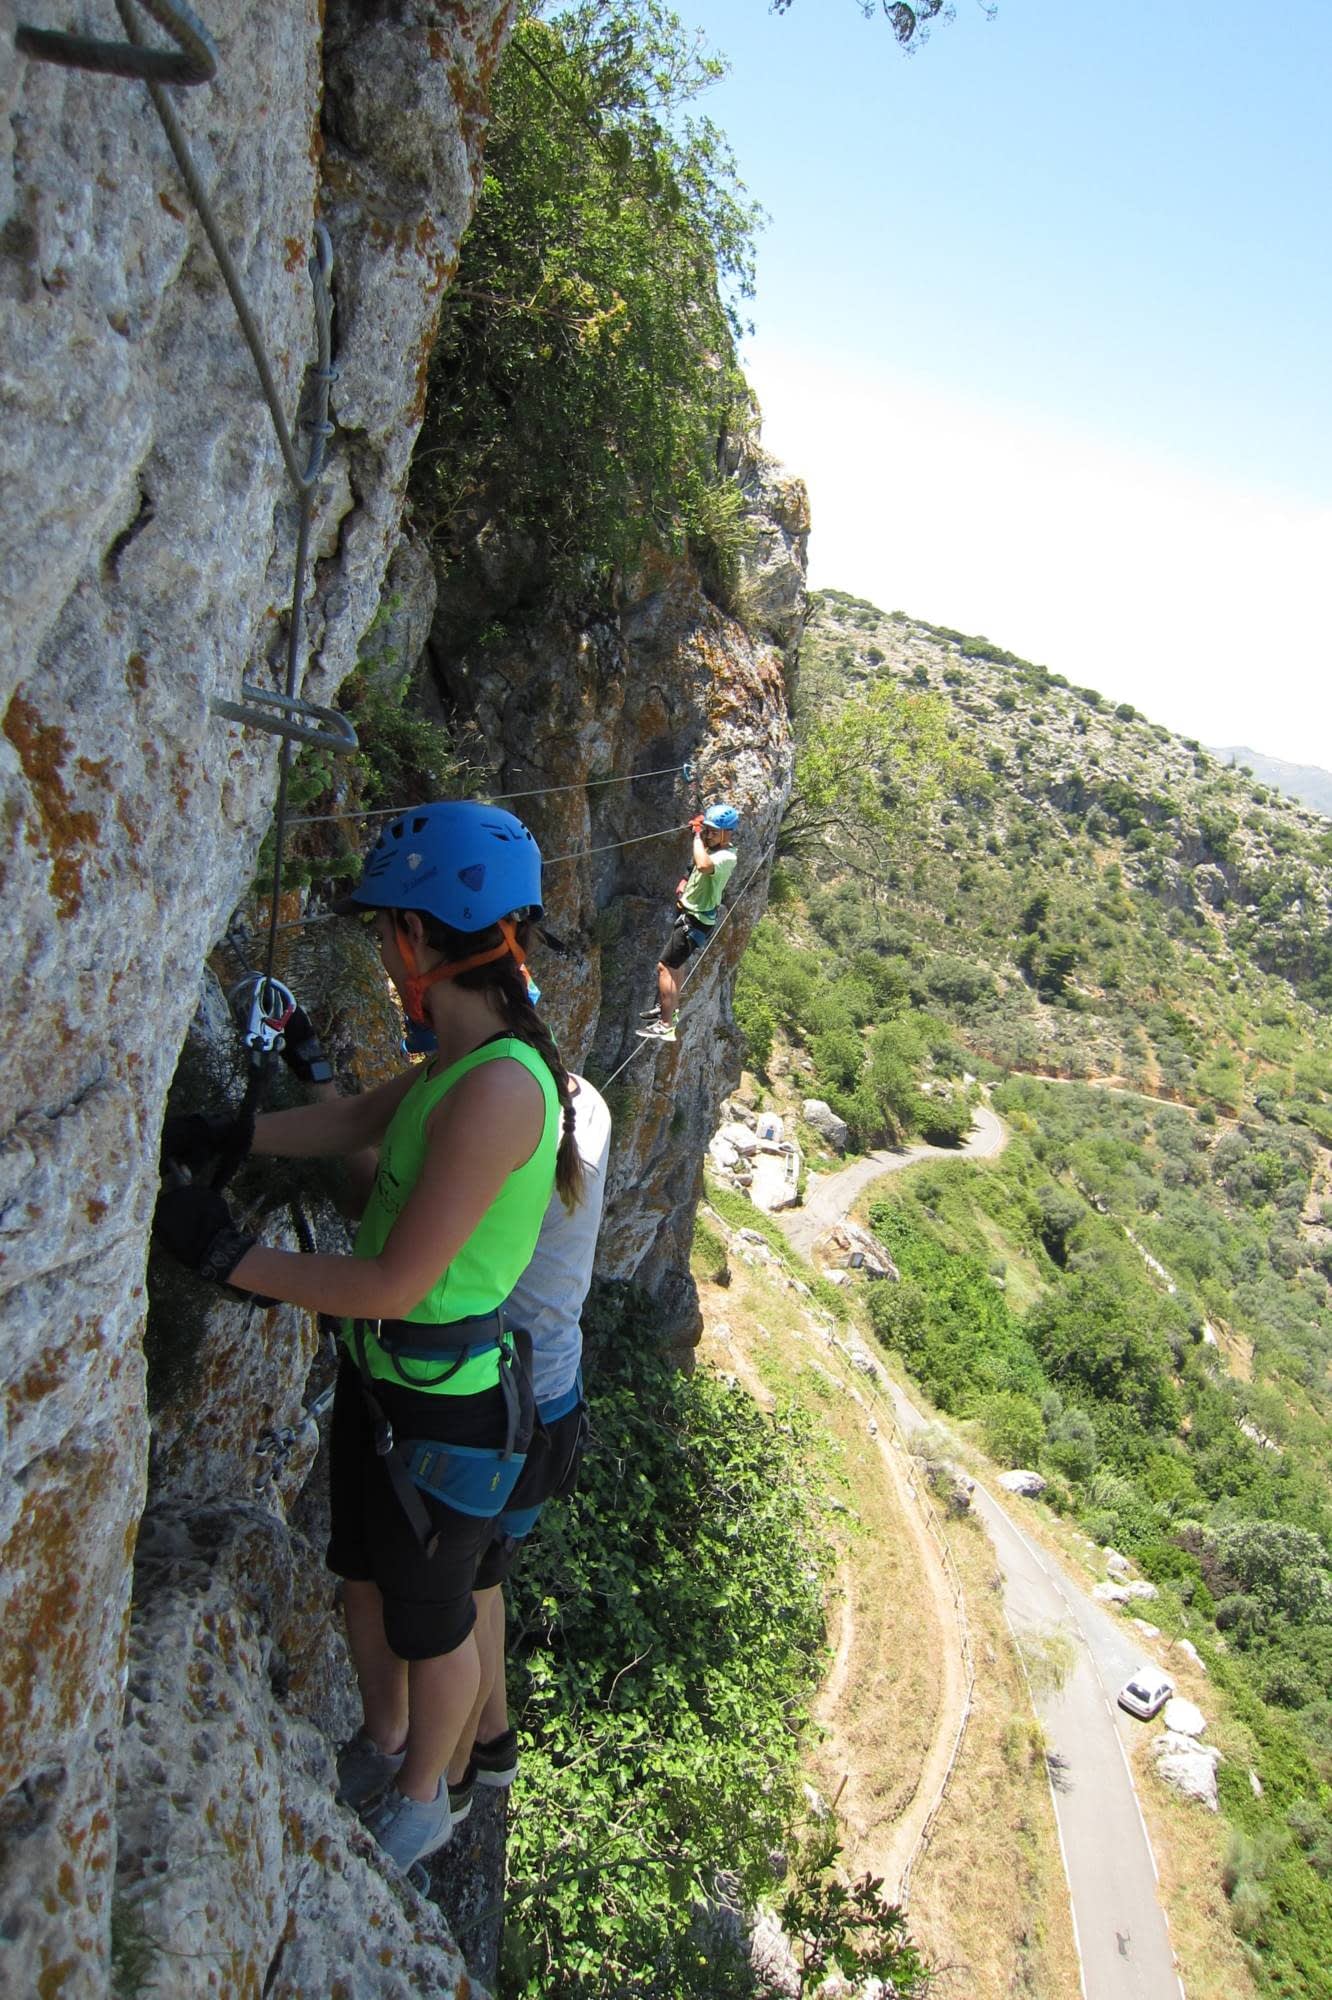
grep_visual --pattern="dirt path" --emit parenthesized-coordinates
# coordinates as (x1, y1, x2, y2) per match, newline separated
(708, 1302, 970, 1903)
(852, 1370, 970, 1899)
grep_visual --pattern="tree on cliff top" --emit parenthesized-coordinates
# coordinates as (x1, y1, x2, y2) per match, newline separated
(772, 0, 959, 47)
(416, 1, 763, 599)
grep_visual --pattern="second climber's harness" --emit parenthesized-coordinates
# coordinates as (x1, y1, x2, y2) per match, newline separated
(349, 1310, 534, 1557)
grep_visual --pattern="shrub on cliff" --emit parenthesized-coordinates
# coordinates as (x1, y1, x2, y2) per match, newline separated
(416, 1, 761, 602)
(500, 1310, 834, 1996)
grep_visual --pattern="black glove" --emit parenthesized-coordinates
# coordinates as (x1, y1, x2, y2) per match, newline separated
(159, 1109, 254, 1175)
(279, 1005, 333, 1086)
(153, 1184, 268, 1299)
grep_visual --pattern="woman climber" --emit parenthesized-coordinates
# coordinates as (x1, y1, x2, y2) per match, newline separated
(153, 800, 582, 1874)
(637, 801, 741, 1044)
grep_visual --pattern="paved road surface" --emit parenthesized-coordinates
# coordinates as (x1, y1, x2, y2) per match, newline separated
(782, 1104, 1008, 1256)
(773, 1109, 1184, 1999)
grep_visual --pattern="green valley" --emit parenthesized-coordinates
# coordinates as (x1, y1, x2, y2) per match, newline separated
(730, 591, 1332, 1995)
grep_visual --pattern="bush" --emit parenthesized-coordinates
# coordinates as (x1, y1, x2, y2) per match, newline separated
(504, 1332, 832, 1997)
(416, 3, 761, 602)
(733, 985, 774, 1074)
(977, 1390, 1045, 1467)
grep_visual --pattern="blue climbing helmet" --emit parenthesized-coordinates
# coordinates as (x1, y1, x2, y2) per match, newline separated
(702, 802, 740, 832)
(347, 801, 543, 931)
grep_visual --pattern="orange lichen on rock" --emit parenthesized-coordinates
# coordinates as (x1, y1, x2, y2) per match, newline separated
(0, 1440, 125, 1782)
(3, 692, 100, 917)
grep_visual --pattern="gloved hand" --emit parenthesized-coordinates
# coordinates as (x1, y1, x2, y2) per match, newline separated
(153, 1183, 270, 1299)
(279, 1005, 333, 1086)
(690, 814, 704, 835)
(159, 1109, 254, 1175)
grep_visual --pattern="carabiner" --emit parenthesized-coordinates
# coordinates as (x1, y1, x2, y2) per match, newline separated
(228, 973, 297, 1056)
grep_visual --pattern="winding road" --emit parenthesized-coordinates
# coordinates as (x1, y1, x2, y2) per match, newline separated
(772, 1107, 1185, 2000)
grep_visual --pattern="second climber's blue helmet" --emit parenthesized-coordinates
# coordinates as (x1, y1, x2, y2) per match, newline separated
(346, 801, 543, 931)
(702, 802, 740, 832)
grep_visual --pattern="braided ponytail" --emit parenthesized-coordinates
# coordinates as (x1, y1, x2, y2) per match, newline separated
(418, 913, 586, 1211)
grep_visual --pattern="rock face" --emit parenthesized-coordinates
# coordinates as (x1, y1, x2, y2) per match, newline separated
(1, 7, 515, 1993)
(423, 448, 802, 1342)
(815, 1220, 899, 1279)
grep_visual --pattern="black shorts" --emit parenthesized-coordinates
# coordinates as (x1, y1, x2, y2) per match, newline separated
(326, 1356, 507, 1660)
(660, 910, 710, 971)
(473, 1400, 588, 1590)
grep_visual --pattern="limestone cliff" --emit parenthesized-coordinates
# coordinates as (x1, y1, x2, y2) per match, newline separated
(421, 442, 807, 1344)
(0, 7, 804, 1994)
(2, 6, 513, 1993)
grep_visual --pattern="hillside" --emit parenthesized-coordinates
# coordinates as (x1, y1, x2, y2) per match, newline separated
(1212, 749, 1332, 821)
(730, 589, 1332, 1995)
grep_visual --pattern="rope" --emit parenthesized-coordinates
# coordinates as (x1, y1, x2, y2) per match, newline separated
(286, 763, 693, 828)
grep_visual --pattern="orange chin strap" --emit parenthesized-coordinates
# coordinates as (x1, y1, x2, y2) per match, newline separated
(397, 916, 530, 1027)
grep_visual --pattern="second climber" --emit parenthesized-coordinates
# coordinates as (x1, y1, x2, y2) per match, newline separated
(637, 802, 740, 1044)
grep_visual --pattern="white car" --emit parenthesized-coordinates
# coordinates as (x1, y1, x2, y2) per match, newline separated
(1117, 1667, 1174, 1720)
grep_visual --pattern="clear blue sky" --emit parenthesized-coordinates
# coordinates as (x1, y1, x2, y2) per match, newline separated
(668, 0, 1332, 765)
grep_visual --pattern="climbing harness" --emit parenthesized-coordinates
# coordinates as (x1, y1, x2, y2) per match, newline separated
(347, 1315, 533, 1554)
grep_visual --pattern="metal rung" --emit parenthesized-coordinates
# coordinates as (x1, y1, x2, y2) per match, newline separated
(212, 683, 359, 753)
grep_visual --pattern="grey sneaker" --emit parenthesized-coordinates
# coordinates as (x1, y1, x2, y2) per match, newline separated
(635, 1019, 677, 1043)
(364, 1781, 452, 1871)
(471, 1727, 519, 1789)
(337, 1729, 405, 1809)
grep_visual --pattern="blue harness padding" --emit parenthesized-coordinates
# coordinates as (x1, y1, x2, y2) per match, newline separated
(492, 1369, 586, 1541)
(536, 1372, 583, 1426)
(352, 1320, 535, 1553)
(400, 1438, 528, 1519)
(674, 907, 714, 950)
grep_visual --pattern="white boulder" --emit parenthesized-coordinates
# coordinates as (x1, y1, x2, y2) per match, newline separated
(802, 1098, 849, 1152)
(999, 1469, 1047, 1497)
(1152, 1732, 1221, 1811)
(1162, 1697, 1207, 1738)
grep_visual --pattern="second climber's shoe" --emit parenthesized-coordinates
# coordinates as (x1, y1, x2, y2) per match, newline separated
(635, 1019, 677, 1044)
(336, 1729, 405, 1809)
(448, 1764, 476, 1826)
(471, 1727, 519, 1790)
(364, 1781, 453, 1871)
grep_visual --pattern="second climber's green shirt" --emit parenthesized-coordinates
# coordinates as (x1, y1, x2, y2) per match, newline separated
(344, 1035, 559, 1393)
(680, 845, 736, 924)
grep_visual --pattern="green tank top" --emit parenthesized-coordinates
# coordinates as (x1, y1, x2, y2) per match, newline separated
(344, 1035, 560, 1393)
